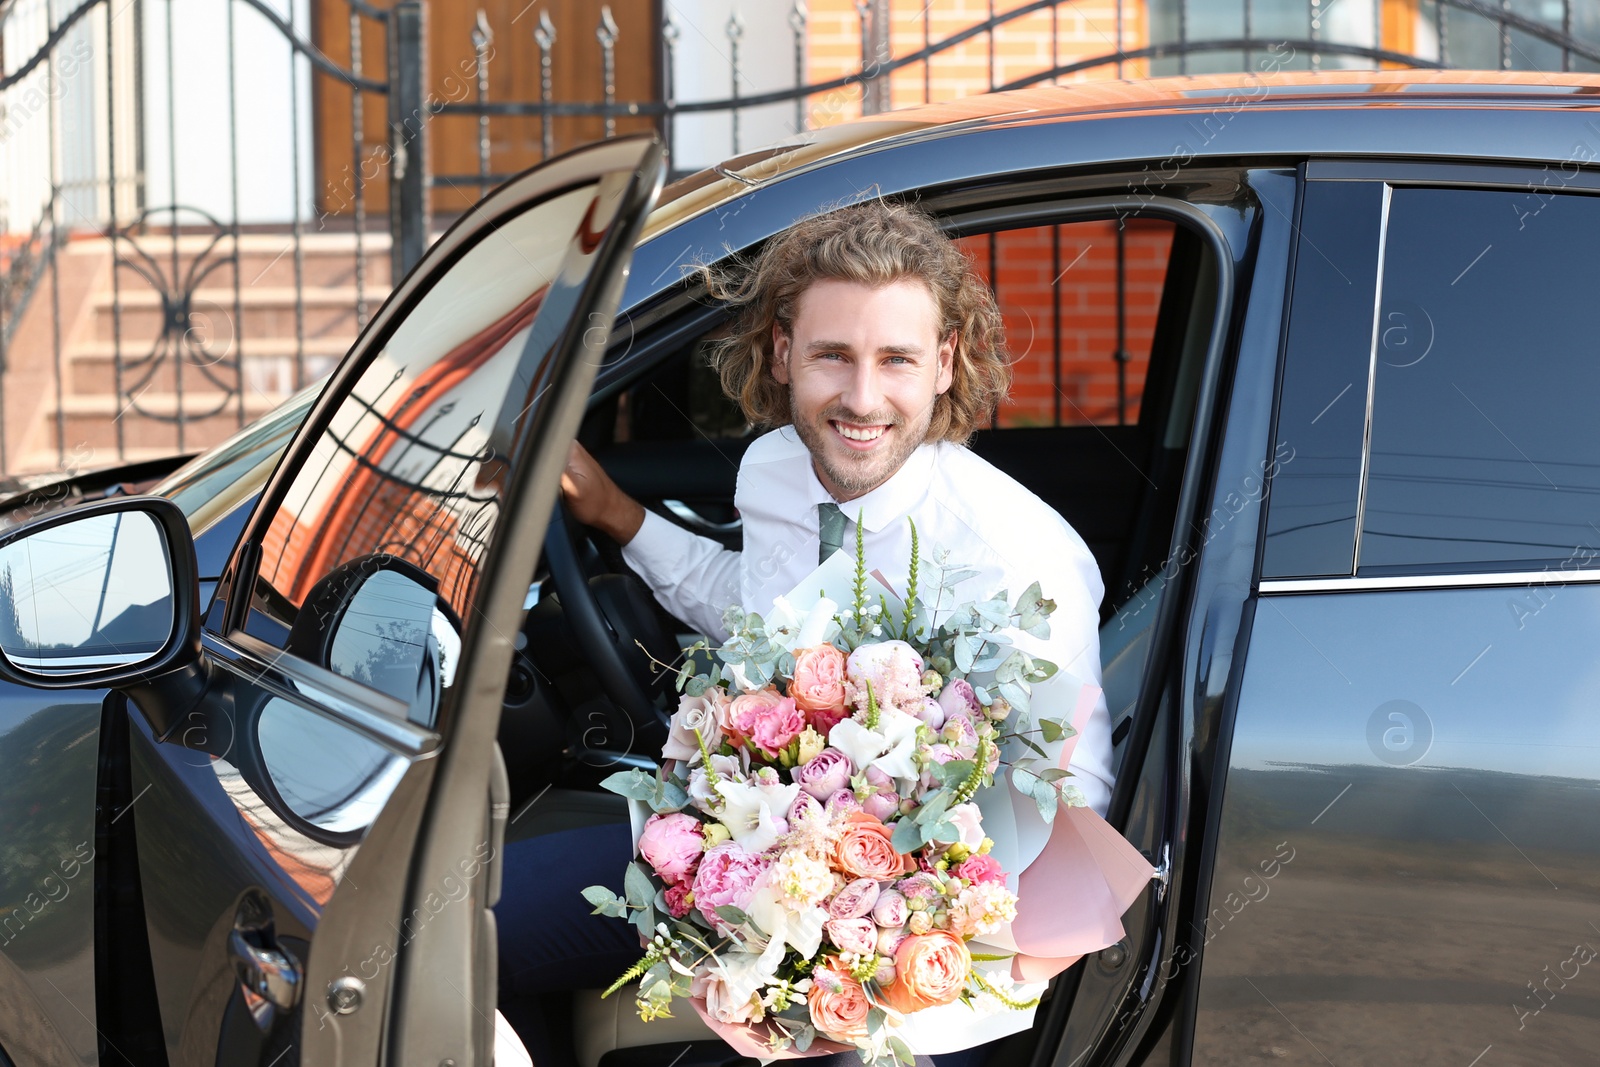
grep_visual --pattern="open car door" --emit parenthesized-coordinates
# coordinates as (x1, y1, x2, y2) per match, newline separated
(0, 136, 663, 1067)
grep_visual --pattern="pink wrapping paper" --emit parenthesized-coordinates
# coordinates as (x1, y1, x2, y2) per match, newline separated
(690, 998, 856, 1060)
(1007, 683, 1154, 982)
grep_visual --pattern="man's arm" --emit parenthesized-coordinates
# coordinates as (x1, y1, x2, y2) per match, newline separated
(562, 442, 740, 640)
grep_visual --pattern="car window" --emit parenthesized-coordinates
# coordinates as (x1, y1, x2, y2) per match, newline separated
(958, 219, 1174, 429)
(239, 181, 609, 713)
(1358, 186, 1600, 574)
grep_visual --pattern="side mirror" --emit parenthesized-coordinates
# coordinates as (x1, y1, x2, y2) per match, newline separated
(0, 496, 201, 690)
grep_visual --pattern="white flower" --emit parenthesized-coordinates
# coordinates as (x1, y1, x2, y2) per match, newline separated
(716, 779, 800, 853)
(828, 707, 922, 784)
(702, 950, 775, 1023)
(767, 595, 839, 654)
(771, 851, 833, 910)
(687, 754, 743, 815)
(746, 878, 827, 960)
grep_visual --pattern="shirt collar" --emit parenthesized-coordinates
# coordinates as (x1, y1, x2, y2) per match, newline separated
(798, 435, 940, 534)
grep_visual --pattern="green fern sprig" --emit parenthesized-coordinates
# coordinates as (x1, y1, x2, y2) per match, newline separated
(602, 943, 669, 999)
(901, 518, 919, 640)
(865, 679, 880, 731)
(950, 737, 991, 806)
(852, 508, 868, 635)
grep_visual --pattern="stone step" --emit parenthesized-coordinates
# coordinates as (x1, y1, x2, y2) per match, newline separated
(66, 338, 353, 394)
(88, 286, 372, 345)
(71, 232, 394, 292)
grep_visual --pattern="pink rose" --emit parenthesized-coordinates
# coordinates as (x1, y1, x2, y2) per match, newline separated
(663, 882, 693, 918)
(825, 917, 879, 955)
(791, 644, 847, 725)
(661, 690, 727, 763)
(872, 888, 908, 928)
(826, 789, 862, 818)
(788, 791, 824, 827)
(748, 696, 806, 758)
(724, 687, 783, 746)
(945, 803, 985, 850)
(829, 877, 881, 919)
(862, 790, 900, 822)
(637, 813, 704, 885)
(916, 697, 946, 730)
(955, 854, 1006, 887)
(692, 843, 772, 930)
(794, 748, 853, 800)
(938, 678, 980, 719)
(942, 713, 978, 752)
(864, 766, 894, 793)
(880, 931, 971, 1014)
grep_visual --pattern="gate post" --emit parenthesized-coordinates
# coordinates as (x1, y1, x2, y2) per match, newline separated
(388, 0, 429, 280)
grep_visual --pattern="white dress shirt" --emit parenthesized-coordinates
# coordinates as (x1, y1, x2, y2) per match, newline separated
(622, 426, 1114, 814)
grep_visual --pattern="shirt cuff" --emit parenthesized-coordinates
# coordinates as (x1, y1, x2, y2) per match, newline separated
(620, 508, 700, 585)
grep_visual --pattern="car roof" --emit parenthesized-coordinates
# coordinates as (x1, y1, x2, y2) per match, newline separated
(642, 69, 1600, 242)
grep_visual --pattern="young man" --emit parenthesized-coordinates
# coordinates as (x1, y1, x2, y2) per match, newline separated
(562, 198, 1113, 812)
(499, 199, 1113, 1064)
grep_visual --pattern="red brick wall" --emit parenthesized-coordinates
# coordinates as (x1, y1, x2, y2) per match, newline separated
(958, 218, 1174, 428)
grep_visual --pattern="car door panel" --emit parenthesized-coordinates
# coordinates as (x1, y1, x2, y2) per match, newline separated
(100, 137, 666, 1067)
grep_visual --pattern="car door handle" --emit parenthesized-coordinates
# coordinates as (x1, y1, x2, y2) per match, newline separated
(662, 499, 741, 535)
(229, 927, 302, 1020)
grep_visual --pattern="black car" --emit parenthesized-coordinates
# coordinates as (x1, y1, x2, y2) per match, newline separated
(3, 69, 1599, 1067)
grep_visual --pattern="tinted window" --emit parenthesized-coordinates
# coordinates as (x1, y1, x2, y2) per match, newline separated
(1261, 180, 1385, 578)
(1360, 186, 1600, 574)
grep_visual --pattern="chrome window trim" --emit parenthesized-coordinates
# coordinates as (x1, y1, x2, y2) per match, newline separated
(1259, 569, 1600, 594)
(1350, 182, 1392, 576)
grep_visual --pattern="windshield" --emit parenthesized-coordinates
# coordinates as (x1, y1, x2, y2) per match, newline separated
(151, 383, 322, 533)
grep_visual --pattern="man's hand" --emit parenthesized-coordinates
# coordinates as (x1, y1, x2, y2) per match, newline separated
(561, 441, 646, 545)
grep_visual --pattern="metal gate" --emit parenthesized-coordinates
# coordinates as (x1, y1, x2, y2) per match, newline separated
(2, 0, 1597, 478)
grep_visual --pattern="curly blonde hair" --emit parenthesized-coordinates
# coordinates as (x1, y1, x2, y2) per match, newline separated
(702, 199, 1010, 444)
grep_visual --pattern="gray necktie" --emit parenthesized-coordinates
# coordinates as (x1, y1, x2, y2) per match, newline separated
(818, 502, 846, 565)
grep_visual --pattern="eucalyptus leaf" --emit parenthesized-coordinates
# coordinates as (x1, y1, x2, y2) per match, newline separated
(938, 759, 975, 787)
(624, 862, 655, 910)
(1013, 765, 1041, 795)
(581, 885, 629, 918)
(1030, 777, 1059, 823)
(997, 681, 1030, 716)
(1040, 767, 1073, 782)
(794, 1024, 816, 1053)
(1040, 718, 1066, 744)
(891, 816, 928, 853)
(601, 769, 659, 803)
(954, 635, 977, 674)
(888, 1037, 916, 1065)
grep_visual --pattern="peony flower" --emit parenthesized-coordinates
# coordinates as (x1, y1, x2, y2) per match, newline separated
(864, 765, 895, 793)
(955, 854, 1006, 887)
(692, 843, 772, 930)
(829, 877, 881, 919)
(826, 917, 879, 955)
(716, 778, 798, 853)
(862, 790, 900, 822)
(947, 882, 1018, 938)
(908, 910, 933, 935)
(880, 930, 972, 1014)
(661, 690, 728, 763)
(872, 888, 908, 928)
(915, 697, 946, 731)
(938, 678, 980, 720)
(876, 959, 898, 986)
(845, 641, 927, 716)
(808, 965, 871, 1039)
(834, 812, 916, 880)
(638, 812, 705, 884)
(791, 644, 848, 722)
(794, 748, 853, 800)
(663, 882, 694, 918)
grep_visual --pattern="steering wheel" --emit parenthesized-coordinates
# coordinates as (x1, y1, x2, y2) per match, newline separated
(541, 498, 675, 748)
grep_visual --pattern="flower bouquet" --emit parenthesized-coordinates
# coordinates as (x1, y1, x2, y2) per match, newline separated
(584, 521, 1151, 1064)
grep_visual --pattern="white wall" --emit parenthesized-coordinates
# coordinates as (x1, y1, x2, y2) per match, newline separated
(664, 0, 805, 173)
(139, 0, 315, 226)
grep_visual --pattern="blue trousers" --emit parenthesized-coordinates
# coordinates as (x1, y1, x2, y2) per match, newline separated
(495, 822, 989, 1067)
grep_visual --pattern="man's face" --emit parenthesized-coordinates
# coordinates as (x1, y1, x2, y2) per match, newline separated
(771, 277, 955, 502)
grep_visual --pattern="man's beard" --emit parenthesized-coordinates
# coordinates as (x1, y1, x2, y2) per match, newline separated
(789, 396, 934, 500)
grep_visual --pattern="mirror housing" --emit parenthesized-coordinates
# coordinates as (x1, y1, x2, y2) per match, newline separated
(0, 495, 202, 694)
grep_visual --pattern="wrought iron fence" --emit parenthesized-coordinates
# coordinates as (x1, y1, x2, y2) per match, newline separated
(2, 0, 1598, 478)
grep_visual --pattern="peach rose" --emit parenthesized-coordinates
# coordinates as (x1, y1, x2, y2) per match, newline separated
(724, 687, 783, 746)
(879, 930, 972, 1014)
(833, 812, 916, 880)
(791, 644, 847, 720)
(809, 964, 871, 1039)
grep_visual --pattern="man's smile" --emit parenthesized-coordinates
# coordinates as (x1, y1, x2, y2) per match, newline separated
(831, 420, 890, 448)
